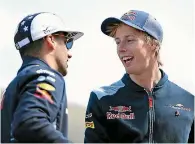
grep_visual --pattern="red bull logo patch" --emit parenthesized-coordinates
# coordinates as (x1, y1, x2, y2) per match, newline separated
(34, 87, 54, 104)
(107, 105, 135, 120)
(109, 106, 132, 113)
(107, 112, 135, 120)
(37, 83, 55, 91)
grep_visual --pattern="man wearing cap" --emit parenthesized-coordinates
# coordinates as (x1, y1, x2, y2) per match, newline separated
(84, 10, 194, 143)
(1, 12, 83, 143)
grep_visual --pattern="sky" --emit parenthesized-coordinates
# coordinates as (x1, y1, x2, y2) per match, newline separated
(0, 0, 194, 106)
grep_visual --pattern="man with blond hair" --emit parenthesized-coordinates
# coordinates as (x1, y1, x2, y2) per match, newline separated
(84, 10, 194, 143)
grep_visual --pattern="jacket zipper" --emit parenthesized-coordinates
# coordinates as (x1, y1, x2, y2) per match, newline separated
(145, 89, 155, 143)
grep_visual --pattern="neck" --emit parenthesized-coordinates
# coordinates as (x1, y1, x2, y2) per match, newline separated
(129, 64, 161, 91)
(39, 54, 58, 71)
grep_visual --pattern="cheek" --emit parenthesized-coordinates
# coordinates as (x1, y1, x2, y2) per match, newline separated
(57, 47, 67, 59)
(60, 46, 67, 55)
(134, 47, 149, 62)
(138, 49, 148, 57)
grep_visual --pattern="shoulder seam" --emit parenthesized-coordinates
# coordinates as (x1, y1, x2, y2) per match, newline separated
(92, 80, 125, 100)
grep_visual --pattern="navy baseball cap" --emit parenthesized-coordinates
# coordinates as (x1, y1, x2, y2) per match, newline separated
(14, 12, 84, 50)
(101, 10, 163, 42)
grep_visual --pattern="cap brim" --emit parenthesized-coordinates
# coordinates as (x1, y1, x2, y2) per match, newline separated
(66, 31, 84, 41)
(60, 29, 84, 41)
(101, 17, 144, 37)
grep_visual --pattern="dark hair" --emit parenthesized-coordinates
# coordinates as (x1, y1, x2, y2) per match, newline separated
(19, 31, 69, 58)
(19, 38, 44, 58)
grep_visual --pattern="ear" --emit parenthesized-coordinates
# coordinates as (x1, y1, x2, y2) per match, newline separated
(149, 39, 160, 55)
(44, 35, 56, 50)
(149, 39, 156, 51)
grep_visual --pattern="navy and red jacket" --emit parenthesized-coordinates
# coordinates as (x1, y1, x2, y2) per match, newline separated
(84, 69, 194, 143)
(1, 56, 69, 143)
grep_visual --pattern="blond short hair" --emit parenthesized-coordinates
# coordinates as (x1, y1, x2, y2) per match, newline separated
(106, 23, 163, 67)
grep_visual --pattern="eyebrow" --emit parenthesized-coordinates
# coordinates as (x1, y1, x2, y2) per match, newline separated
(114, 34, 136, 40)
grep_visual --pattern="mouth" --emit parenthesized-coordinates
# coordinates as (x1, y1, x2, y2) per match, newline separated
(121, 56, 134, 64)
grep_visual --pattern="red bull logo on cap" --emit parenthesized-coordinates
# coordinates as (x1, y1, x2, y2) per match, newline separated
(121, 10, 137, 21)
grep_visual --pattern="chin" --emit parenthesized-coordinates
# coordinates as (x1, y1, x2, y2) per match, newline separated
(59, 68, 68, 77)
(62, 71, 68, 76)
(125, 67, 143, 75)
(61, 73, 67, 77)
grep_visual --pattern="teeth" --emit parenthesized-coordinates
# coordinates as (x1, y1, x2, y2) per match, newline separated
(122, 56, 133, 61)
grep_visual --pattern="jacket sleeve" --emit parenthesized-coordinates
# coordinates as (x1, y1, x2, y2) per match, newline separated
(188, 120, 194, 143)
(12, 70, 70, 143)
(84, 91, 109, 143)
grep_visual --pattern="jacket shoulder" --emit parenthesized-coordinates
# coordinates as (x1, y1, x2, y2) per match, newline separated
(19, 65, 55, 76)
(15, 65, 65, 92)
(92, 79, 125, 100)
(168, 80, 194, 97)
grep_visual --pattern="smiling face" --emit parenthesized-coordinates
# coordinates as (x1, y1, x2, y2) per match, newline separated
(114, 24, 157, 75)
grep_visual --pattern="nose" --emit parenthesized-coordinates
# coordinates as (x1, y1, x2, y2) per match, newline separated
(119, 47, 127, 52)
(68, 51, 72, 59)
(118, 43, 127, 52)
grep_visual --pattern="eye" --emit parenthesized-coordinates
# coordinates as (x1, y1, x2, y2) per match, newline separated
(66, 39, 73, 49)
(115, 40, 120, 45)
(127, 39, 134, 42)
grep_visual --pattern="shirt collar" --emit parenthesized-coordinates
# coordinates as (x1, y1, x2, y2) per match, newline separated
(121, 69, 168, 91)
